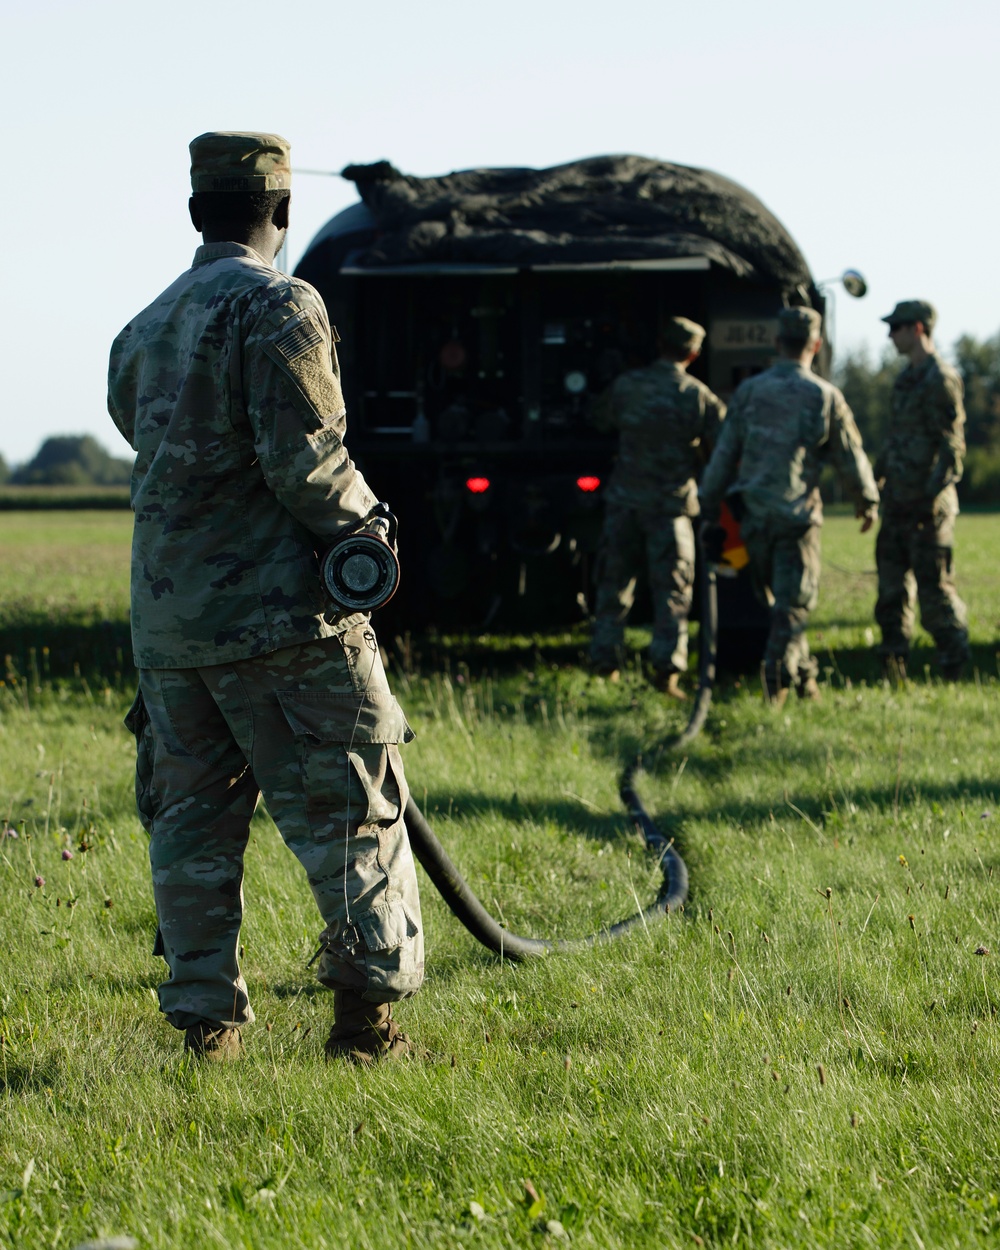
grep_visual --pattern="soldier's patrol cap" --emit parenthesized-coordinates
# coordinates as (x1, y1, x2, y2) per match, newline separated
(189, 132, 291, 194)
(881, 299, 937, 331)
(660, 316, 705, 352)
(778, 306, 822, 342)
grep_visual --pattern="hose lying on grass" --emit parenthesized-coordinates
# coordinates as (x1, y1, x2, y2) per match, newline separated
(402, 545, 718, 961)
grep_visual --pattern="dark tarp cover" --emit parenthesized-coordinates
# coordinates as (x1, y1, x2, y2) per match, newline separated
(340, 155, 815, 297)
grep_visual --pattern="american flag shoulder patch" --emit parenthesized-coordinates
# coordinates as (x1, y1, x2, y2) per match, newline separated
(275, 315, 324, 363)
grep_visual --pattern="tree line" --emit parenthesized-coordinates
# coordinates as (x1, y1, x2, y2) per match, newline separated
(0, 435, 131, 488)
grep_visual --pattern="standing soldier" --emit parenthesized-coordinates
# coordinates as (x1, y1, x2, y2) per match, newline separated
(109, 133, 423, 1063)
(874, 300, 969, 681)
(589, 316, 726, 697)
(699, 307, 879, 705)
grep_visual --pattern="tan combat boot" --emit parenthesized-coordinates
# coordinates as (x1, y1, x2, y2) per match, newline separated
(662, 672, 687, 701)
(590, 653, 621, 683)
(184, 1022, 243, 1062)
(649, 668, 687, 700)
(761, 671, 788, 708)
(325, 990, 413, 1065)
(798, 676, 821, 702)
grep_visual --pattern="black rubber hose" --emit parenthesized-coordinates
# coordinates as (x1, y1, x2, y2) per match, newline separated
(405, 796, 688, 960)
(400, 543, 717, 961)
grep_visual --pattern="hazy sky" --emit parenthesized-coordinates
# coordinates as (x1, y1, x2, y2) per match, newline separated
(2, 0, 997, 466)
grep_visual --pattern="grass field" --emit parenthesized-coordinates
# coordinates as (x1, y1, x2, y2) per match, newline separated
(0, 511, 132, 685)
(1, 512, 999, 1249)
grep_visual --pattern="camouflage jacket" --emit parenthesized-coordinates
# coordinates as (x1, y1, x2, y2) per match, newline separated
(699, 360, 879, 528)
(108, 242, 376, 669)
(589, 360, 726, 516)
(873, 352, 965, 516)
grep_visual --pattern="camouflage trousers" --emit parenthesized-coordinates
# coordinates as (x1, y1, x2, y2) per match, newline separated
(742, 516, 821, 692)
(875, 509, 968, 669)
(590, 505, 695, 674)
(125, 623, 424, 1031)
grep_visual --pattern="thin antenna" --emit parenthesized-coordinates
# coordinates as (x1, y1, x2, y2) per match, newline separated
(276, 168, 343, 272)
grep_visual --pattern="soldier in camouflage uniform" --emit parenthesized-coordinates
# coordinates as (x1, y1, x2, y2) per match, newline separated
(874, 299, 968, 681)
(109, 133, 423, 1062)
(699, 307, 879, 704)
(589, 317, 726, 697)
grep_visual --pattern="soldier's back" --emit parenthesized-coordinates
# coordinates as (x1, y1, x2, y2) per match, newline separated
(728, 361, 839, 525)
(109, 245, 351, 668)
(607, 361, 719, 514)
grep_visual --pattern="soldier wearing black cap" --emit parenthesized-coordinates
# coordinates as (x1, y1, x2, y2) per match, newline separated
(109, 132, 424, 1063)
(588, 316, 726, 697)
(874, 300, 969, 681)
(700, 307, 879, 705)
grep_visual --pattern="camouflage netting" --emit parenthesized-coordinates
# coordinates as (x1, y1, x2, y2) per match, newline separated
(340, 155, 814, 295)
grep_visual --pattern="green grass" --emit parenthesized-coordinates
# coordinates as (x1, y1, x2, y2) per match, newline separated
(0, 511, 132, 685)
(0, 507, 133, 685)
(0, 511, 131, 625)
(1, 515, 1000, 1248)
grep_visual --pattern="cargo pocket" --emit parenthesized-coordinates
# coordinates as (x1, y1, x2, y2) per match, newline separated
(276, 690, 414, 843)
(124, 689, 159, 834)
(318, 896, 424, 1001)
(358, 898, 419, 952)
(357, 898, 424, 1000)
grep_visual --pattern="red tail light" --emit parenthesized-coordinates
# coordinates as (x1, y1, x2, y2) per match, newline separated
(576, 475, 601, 493)
(465, 476, 491, 494)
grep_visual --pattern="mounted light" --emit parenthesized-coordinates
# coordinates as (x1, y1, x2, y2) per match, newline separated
(466, 476, 491, 494)
(576, 475, 601, 493)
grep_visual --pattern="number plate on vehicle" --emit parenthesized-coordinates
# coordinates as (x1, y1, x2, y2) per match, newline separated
(710, 320, 779, 350)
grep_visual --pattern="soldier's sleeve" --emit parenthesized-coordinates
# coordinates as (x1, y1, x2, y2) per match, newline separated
(827, 389, 879, 516)
(107, 326, 137, 448)
(244, 284, 376, 542)
(698, 388, 727, 463)
(926, 368, 966, 497)
(698, 392, 743, 520)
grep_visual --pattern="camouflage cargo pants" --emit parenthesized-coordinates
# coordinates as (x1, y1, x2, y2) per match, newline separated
(125, 622, 424, 1031)
(590, 505, 695, 674)
(875, 509, 968, 669)
(742, 517, 821, 692)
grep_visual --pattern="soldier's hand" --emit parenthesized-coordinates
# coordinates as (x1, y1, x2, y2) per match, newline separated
(368, 515, 399, 555)
(361, 503, 398, 554)
(856, 504, 877, 534)
(365, 514, 390, 541)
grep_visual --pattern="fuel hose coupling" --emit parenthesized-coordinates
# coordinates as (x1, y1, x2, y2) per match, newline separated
(321, 503, 401, 613)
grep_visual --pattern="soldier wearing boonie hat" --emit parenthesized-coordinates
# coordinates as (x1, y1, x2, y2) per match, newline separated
(109, 131, 424, 1065)
(872, 299, 968, 681)
(699, 304, 879, 706)
(589, 315, 726, 698)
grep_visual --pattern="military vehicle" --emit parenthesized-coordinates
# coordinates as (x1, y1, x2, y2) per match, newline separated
(295, 156, 859, 657)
